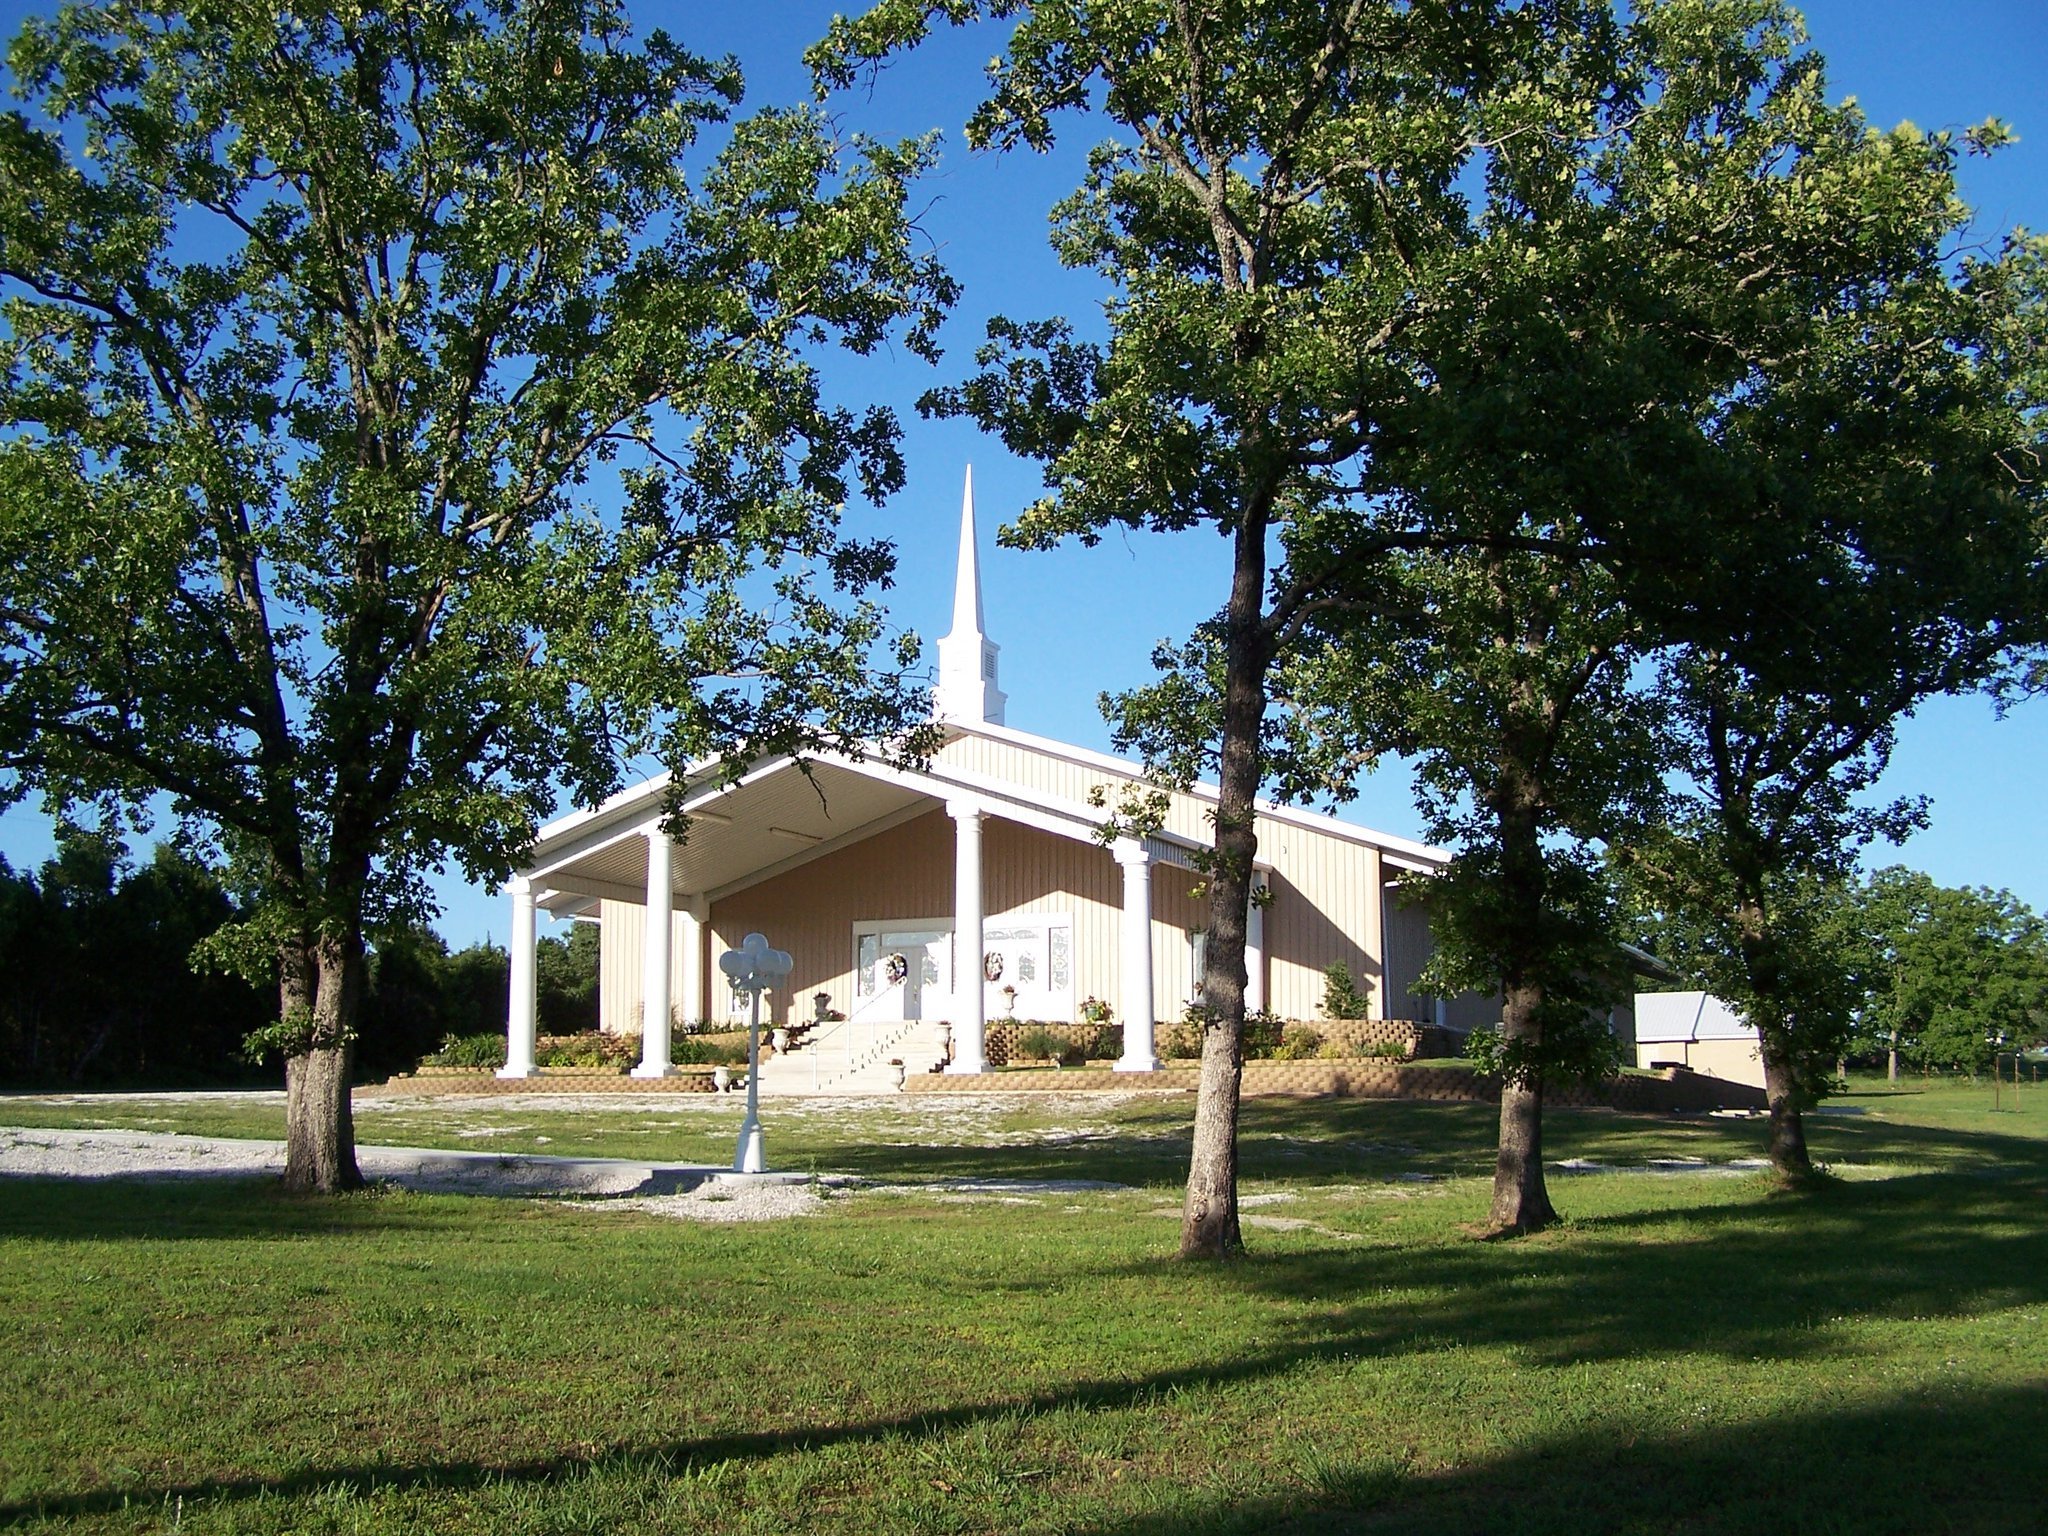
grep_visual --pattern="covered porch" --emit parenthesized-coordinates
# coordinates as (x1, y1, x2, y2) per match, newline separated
(498, 747, 1260, 1082)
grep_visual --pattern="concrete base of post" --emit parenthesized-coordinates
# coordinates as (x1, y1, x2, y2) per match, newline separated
(733, 1116, 766, 1174)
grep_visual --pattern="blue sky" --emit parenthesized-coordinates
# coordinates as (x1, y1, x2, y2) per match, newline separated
(1, 1, 2043, 951)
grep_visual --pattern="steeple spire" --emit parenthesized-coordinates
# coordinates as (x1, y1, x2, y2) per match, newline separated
(934, 465, 1006, 726)
(950, 464, 985, 639)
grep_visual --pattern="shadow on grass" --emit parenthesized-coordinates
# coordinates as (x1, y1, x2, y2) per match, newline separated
(786, 1094, 2048, 1188)
(1153, 1168, 2048, 1371)
(0, 1176, 508, 1243)
(4, 1166, 2044, 1529)
(1066, 1381, 2048, 1535)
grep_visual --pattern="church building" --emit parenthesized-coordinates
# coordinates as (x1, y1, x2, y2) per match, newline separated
(497, 471, 1491, 1083)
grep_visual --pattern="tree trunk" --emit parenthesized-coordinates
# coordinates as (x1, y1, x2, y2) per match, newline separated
(1487, 980, 1557, 1234)
(1182, 1016, 1245, 1258)
(1483, 722, 1559, 1237)
(284, 1042, 362, 1193)
(1757, 1030, 1814, 1184)
(1887, 1040, 1898, 1082)
(1179, 502, 1271, 1261)
(282, 934, 364, 1194)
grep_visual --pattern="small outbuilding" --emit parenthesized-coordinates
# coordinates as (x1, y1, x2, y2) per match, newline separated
(1633, 991, 1764, 1089)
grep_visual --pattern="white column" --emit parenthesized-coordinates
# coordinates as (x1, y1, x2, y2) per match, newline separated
(1245, 874, 1267, 1016)
(633, 827, 676, 1078)
(946, 800, 987, 1073)
(1114, 840, 1160, 1072)
(499, 875, 538, 1078)
(677, 896, 707, 1032)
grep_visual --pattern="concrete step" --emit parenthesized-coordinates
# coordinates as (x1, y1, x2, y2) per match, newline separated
(756, 1018, 951, 1095)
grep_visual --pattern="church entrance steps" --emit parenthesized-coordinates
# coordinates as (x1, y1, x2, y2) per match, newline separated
(754, 1017, 951, 1096)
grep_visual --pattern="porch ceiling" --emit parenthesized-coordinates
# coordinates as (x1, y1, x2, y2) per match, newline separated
(533, 759, 936, 908)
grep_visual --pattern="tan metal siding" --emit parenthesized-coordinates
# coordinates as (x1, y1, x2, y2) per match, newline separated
(936, 734, 1217, 845)
(1151, 863, 1206, 1016)
(596, 897, 701, 1033)
(1253, 827, 1383, 1020)
(712, 809, 955, 1028)
(599, 897, 637, 1033)
(600, 808, 1215, 1031)
(979, 818, 1117, 1016)
(1381, 892, 1436, 1023)
(938, 733, 1412, 1020)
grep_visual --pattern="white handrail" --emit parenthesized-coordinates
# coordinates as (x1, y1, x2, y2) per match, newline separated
(786, 1015, 926, 1091)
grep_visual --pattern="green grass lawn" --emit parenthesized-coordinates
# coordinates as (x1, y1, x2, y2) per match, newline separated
(1, 1079, 2044, 1533)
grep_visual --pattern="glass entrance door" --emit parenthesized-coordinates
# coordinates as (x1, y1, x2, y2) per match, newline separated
(853, 927, 951, 1020)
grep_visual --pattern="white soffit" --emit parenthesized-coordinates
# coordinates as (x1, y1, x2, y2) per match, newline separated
(533, 760, 935, 901)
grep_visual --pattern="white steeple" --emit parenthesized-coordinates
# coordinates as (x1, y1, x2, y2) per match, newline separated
(934, 465, 1006, 726)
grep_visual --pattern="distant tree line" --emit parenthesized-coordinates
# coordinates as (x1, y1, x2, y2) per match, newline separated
(1633, 864, 2048, 1081)
(0, 833, 595, 1087)
(1849, 869, 2048, 1076)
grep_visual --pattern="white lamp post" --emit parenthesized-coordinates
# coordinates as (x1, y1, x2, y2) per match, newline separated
(720, 931, 792, 1174)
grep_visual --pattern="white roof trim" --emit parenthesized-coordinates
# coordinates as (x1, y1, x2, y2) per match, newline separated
(522, 719, 1442, 880)
(952, 718, 1451, 867)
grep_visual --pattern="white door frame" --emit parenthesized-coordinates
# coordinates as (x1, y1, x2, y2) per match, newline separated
(979, 912, 1075, 1023)
(851, 917, 954, 1021)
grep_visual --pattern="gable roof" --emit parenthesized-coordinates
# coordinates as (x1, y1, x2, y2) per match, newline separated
(949, 717, 1450, 873)
(517, 716, 1447, 920)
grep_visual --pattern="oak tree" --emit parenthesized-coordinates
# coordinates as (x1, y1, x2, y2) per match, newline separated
(816, 0, 2044, 1233)
(1620, 225, 2046, 1180)
(814, 0, 1634, 1257)
(0, 0, 953, 1189)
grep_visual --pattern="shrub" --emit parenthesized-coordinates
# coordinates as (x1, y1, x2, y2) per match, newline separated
(1015, 1026, 1066, 1063)
(672, 1036, 747, 1067)
(535, 1032, 611, 1068)
(1241, 1010, 1285, 1059)
(1274, 1025, 1323, 1061)
(426, 1033, 505, 1070)
(1169, 1008, 1289, 1059)
(1090, 1023, 1124, 1060)
(1462, 1022, 1623, 1082)
(1322, 962, 1371, 1020)
(1165, 1009, 1207, 1060)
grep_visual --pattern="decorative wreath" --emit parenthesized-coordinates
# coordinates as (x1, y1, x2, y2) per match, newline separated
(883, 951, 909, 986)
(983, 951, 1004, 983)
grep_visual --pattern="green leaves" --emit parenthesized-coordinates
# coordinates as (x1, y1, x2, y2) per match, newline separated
(1856, 869, 2048, 1073)
(0, 1, 953, 1035)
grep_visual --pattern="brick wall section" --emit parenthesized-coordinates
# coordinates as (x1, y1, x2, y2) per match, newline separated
(983, 1019, 1117, 1065)
(980, 1017, 1466, 1064)
(380, 1062, 1763, 1111)
(1308, 1020, 1415, 1054)
(1294, 1020, 1467, 1059)
(381, 1067, 723, 1096)
(905, 1061, 1766, 1111)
